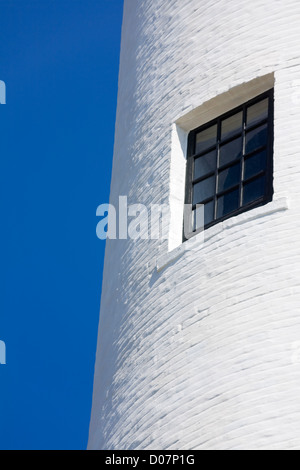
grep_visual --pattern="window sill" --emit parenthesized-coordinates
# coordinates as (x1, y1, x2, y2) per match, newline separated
(156, 197, 289, 273)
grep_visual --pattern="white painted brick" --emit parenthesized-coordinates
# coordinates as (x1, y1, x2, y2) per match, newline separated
(88, 0, 300, 450)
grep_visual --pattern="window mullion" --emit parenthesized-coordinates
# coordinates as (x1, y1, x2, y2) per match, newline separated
(183, 89, 273, 240)
(214, 118, 221, 221)
(239, 104, 246, 208)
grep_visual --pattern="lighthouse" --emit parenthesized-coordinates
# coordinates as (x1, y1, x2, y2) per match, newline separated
(88, 0, 300, 450)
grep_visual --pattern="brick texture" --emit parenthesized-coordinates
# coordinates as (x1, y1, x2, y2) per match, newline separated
(88, 0, 300, 450)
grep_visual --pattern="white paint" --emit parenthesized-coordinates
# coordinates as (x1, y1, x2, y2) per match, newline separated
(88, 0, 300, 450)
(168, 124, 187, 251)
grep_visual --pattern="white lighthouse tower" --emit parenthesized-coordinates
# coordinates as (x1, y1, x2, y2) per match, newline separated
(88, 0, 300, 450)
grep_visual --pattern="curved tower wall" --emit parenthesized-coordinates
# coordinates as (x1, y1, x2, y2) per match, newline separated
(89, 0, 300, 450)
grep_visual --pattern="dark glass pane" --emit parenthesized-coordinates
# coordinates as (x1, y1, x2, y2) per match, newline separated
(244, 150, 266, 180)
(193, 205, 205, 231)
(217, 188, 239, 218)
(221, 111, 243, 141)
(247, 98, 268, 127)
(194, 151, 216, 180)
(219, 137, 242, 167)
(195, 124, 217, 154)
(243, 176, 265, 205)
(218, 162, 240, 193)
(204, 200, 215, 226)
(193, 175, 215, 205)
(245, 124, 267, 154)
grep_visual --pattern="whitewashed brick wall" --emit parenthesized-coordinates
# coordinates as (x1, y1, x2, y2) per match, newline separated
(88, 0, 300, 450)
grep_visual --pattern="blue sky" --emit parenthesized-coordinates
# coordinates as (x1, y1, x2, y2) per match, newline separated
(0, 0, 124, 450)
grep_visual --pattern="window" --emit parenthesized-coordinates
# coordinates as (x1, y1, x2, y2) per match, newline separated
(184, 89, 274, 239)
